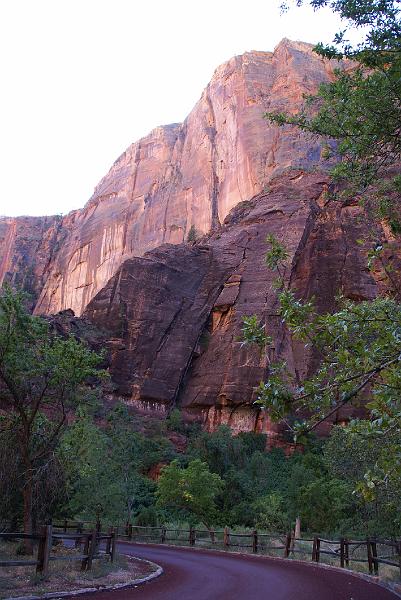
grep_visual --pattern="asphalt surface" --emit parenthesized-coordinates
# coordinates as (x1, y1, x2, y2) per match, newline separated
(89, 542, 399, 600)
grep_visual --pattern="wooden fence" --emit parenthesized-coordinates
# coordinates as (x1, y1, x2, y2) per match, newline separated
(57, 520, 401, 579)
(0, 524, 115, 576)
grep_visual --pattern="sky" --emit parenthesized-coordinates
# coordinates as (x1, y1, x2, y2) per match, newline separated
(0, 0, 349, 217)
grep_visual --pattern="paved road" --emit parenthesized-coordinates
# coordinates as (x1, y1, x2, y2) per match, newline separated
(90, 542, 399, 600)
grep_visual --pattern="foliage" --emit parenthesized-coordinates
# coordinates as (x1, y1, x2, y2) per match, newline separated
(280, 1, 401, 63)
(242, 0, 401, 507)
(244, 235, 401, 462)
(324, 425, 401, 535)
(0, 285, 104, 535)
(187, 224, 199, 242)
(251, 493, 289, 531)
(296, 477, 353, 533)
(270, 1, 401, 231)
(0, 427, 66, 531)
(59, 404, 173, 523)
(241, 315, 271, 348)
(156, 459, 224, 529)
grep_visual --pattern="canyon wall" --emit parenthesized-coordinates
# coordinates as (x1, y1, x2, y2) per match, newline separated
(84, 171, 387, 441)
(2, 39, 386, 441)
(0, 215, 62, 308)
(1, 39, 341, 317)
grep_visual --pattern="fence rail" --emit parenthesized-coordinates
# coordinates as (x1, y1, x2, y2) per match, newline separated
(0, 524, 115, 576)
(54, 520, 401, 580)
(37, 519, 401, 580)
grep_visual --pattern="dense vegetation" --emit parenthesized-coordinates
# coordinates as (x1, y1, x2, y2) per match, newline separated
(1, 346, 400, 538)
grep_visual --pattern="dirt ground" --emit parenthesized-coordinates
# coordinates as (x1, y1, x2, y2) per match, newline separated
(0, 540, 157, 599)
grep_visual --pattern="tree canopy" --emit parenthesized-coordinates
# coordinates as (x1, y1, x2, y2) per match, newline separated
(0, 286, 104, 538)
(243, 0, 401, 504)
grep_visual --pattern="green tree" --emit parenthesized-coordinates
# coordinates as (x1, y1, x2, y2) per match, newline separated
(186, 224, 198, 243)
(270, 1, 401, 229)
(242, 0, 401, 499)
(156, 459, 224, 532)
(0, 286, 103, 541)
(60, 405, 159, 524)
(251, 492, 289, 531)
(297, 477, 352, 534)
(324, 425, 401, 535)
(243, 236, 401, 495)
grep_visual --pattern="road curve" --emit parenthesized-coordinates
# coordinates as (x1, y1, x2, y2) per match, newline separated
(89, 542, 399, 600)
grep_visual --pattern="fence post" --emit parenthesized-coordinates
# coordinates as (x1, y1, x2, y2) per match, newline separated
(86, 530, 97, 571)
(105, 526, 112, 555)
(294, 517, 301, 540)
(284, 533, 291, 558)
(110, 528, 116, 563)
(345, 538, 349, 567)
(36, 524, 52, 576)
(36, 529, 45, 574)
(367, 539, 373, 575)
(340, 537, 345, 568)
(224, 527, 230, 549)
(63, 519, 68, 533)
(189, 527, 195, 546)
(81, 534, 90, 571)
(128, 523, 133, 540)
(371, 539, 379, 576)
(252, 530, 258, 554)
(161, 526, 166, 543)
(312, 537, 320, 563)
(398, 540, 401, 580)
(290, 530, 295, 556)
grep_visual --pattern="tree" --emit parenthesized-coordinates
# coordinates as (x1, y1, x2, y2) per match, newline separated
(186, 224, 198, 243)
(241, 0, 401, 497)
(270, 1, 401, 230)
(60, 405, 159, 524)
(324, 425, 401, 535)
(251, 492, 289, 532)
(156, 459, 224, 532)
(244, 237, 401, 484)
(0, 286, 103, 542)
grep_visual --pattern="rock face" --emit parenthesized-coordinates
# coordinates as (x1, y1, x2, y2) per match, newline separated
(1, 39, 387, 442)
(0, 215, 63, 308)
(1, 39, 343, 317)
(84, 171, 384, 442)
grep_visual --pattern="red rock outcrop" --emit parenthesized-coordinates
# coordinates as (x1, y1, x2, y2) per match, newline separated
(1, 39, 344, 317)
(84, 171, 384, 442)
(0, 215, 64, 308)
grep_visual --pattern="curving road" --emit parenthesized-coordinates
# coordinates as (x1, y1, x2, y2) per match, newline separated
(90, 542, 399, 600)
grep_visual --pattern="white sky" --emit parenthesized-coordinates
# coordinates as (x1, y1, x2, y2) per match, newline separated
(0, 0, 348, 217)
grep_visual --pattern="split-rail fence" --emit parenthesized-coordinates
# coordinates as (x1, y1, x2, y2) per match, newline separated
(54, 520, 401, 579)
(0, 524, 115, 577)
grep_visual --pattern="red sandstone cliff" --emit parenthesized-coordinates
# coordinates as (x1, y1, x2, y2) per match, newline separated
(3, 39, 388, 439)
(0, 39, 343, 316)
(83, 170, 392, 440)
(0, 215, 63, 307)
